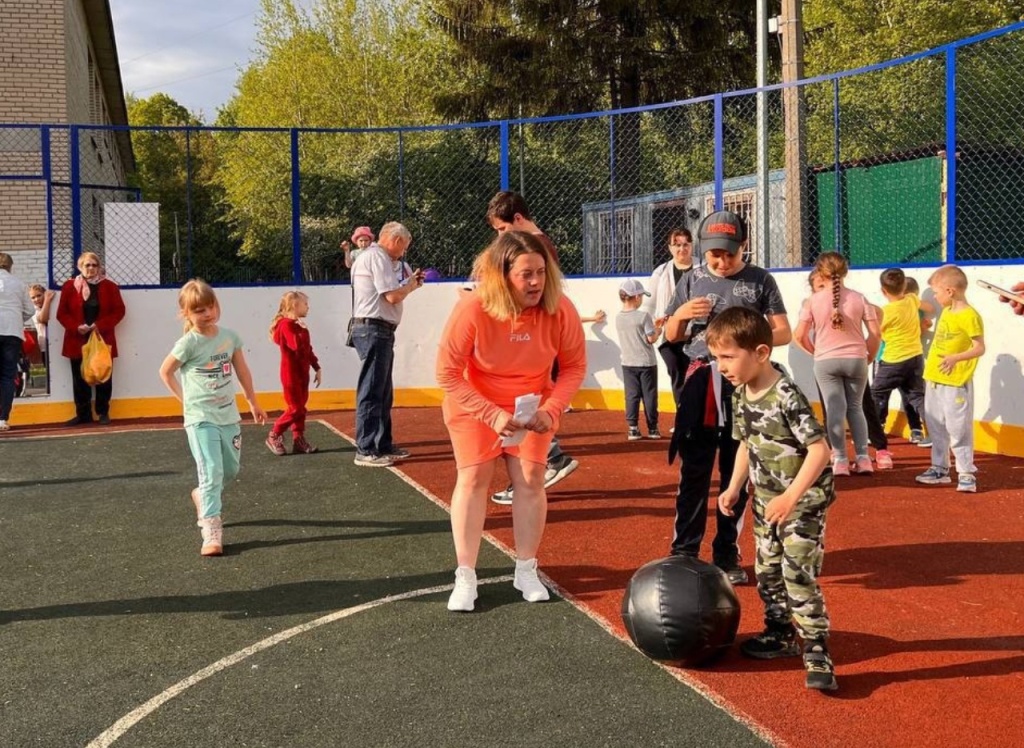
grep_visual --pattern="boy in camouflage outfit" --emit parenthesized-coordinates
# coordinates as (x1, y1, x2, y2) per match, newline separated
(709, 307, 838, 691)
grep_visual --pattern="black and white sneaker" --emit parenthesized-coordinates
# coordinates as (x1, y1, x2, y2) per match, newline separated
(544, 454, 579, 489)
(740, 624, 801, 659)
(803, 640, 838, 691)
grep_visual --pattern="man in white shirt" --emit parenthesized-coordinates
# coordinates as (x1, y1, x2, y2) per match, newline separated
(0, 253, 36, 430)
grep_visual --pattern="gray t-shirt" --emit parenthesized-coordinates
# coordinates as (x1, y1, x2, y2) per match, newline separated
(666, 264, 786, 360)
(616, 308, 657, 367)
(351, 244, 411, 326)
(170, 327, 244, 427)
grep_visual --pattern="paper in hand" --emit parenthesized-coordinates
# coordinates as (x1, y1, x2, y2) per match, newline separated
(501, 393, 542, 447)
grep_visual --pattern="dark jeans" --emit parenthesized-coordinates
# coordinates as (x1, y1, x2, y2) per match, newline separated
(69, 357, 112, 420)
(623, 365, 658, 431)
(872, 355, 926, 430)
(0, 335, 22, 420)
(658, 341, 689, 409)
(351, 321, 395, 456)
(672, 426, 749, 564)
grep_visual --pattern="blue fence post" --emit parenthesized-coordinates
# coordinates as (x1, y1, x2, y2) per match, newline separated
(398, 131, 405, 221)
(609, 114, 617, 273)
(41, 126, 54, 288)
(714, 96, 724, 211)
(70, 125, 81, 264)
(833, 78, 842, 255)
(185, 128, 195, 279)
(945, 48, 957, 262)
(499, 120, 510, 191)
(290, 129, 302, 283)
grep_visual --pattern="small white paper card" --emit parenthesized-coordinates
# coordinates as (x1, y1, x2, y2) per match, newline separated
(501, 393, 542, 447)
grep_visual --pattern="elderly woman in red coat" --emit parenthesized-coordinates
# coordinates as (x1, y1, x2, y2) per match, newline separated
(56, 252, 126, 425)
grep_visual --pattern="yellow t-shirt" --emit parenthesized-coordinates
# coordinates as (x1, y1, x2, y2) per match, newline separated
(923, 305, 984, 387)
(880, 294, 923, 363)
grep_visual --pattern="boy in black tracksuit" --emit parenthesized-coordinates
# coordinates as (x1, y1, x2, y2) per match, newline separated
(663, 211, 792, 584)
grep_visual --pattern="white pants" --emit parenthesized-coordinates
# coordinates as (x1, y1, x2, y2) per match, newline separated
(923, 382, 976, 474)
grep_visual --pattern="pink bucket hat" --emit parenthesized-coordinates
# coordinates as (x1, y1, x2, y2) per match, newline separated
(351, 226, 375, 243)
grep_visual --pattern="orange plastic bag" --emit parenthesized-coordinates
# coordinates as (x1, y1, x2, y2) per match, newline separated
(81, 329, 112, 385)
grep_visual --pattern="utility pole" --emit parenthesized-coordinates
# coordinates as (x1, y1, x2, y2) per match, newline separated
(780, 0, 808, 267)
(756, 0, 770, 266)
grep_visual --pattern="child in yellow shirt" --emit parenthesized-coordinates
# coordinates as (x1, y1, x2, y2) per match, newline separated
(914, 265, 985, 492)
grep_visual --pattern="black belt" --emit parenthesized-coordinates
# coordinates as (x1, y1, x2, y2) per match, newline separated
(352, 317, 397, 331)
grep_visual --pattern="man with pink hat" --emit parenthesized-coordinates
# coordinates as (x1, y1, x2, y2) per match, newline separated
(342, 226, 375, 269)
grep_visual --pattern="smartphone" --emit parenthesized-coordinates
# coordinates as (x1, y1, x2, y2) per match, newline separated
(976, 279, 1024, 305)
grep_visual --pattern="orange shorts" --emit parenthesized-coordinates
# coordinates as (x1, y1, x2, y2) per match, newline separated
(443, 411, 553, 470)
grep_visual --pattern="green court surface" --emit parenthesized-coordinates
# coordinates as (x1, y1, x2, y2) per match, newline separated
(1, 423, 769, 747)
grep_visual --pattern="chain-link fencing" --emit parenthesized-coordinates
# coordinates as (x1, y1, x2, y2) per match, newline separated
(4, 24, 1024, 289)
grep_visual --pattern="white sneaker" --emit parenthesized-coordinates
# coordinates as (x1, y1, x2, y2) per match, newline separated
(0, 419, 8, 431)
(513, 558, 550, 602)
(197, 516, 223, 556)
(447, 566, 478, 612)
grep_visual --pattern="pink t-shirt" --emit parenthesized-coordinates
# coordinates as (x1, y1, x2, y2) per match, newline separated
(799, 286, 876, 360)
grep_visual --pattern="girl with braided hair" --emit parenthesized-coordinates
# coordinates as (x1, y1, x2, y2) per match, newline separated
(794, 252, 881, 475)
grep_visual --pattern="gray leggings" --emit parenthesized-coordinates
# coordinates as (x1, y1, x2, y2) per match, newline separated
(813, 357, 870, 459)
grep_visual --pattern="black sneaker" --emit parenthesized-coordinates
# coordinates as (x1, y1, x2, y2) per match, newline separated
(627, 426, 642, 441)
(543, 454, 579, 489)
(740, 624, 801, 659)
(715, 558, 749, 585)
(803, 640, 838, 691)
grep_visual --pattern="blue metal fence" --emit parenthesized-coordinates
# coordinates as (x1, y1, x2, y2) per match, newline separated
(3, 22, 1024, 289)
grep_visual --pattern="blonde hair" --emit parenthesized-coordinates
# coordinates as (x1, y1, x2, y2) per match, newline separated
(29, 283, 46, 295)
(472, 231, 563, 321)
(269, 291, 308, 339)
(77, 252, 101, 272)
(813, 251, 849, 330)
(177, 279, 219, 333)
(928, 264, 968, 291)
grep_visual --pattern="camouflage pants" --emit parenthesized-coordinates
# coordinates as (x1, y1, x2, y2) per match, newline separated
(752, 498, 831, 641)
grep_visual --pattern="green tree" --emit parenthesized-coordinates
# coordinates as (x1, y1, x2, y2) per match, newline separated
(126, 94, 241, 283)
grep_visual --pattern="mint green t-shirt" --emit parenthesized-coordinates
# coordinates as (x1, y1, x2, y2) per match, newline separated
(170, 327, 244, 427)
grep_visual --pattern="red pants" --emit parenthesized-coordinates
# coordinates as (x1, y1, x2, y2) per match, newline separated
(273, 380, 309, 436)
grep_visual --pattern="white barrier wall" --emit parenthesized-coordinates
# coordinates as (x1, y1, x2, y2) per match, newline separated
(19, 265, 1024, 456)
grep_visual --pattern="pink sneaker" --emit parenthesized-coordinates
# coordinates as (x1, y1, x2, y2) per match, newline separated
(853, 456, 874, 474)
(832, 458, 850, 476)
(875, 450, 894, 469)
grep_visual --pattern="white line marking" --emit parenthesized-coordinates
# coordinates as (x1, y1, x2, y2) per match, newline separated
(87, 575, 513, 747)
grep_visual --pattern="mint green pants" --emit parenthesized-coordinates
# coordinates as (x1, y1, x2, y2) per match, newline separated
(185, 422, 241, 519)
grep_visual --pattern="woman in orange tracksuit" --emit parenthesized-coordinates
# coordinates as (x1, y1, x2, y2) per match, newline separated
(436, 231, 586, 612)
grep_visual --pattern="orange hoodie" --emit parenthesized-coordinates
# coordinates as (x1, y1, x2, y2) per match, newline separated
(436, 293, 586, 432)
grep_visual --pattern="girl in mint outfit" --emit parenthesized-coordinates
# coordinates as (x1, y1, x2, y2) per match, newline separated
(159, 279, 267, 556)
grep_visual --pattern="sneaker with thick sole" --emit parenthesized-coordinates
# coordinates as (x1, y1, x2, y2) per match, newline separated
(715, 560, 749, 585)
(909, 429, 925, 444)
(198, 516, 224, 557)
(803, 640, 838, 691)
(0, 419, 8, 431)
(265, 431, 287, 456)
(354, 452, 395, 467)
(740, 624, 801, 659)
(447, 566, 478, 612)
(831, 458, 850, 476)
(852, 456, 874, 475)
(292, 435, 318, 454)
(916, 436, 933, 448)
(875, 449, 894, 470)
(647, 429, 662, 439)
(385, 446, 411, 460)
(627, 427, 642, 441)
(916, 466, 951, 484)
(513, 558, 550, 602)
(490, 485, 514, 505)
(956, 473, 977, 493)
(544, 455, 579, 489)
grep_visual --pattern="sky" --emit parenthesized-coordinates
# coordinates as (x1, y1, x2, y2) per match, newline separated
(110, 1, 273, 121)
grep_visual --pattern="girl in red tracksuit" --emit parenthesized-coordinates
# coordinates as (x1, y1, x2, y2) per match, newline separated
(266, 291, 322, 455)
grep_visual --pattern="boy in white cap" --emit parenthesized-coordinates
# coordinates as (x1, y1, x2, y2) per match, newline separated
(616, 278, 663, 439)
(662, 210, 792, 584)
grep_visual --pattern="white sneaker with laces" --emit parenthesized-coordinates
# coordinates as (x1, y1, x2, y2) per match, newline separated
(447, 566, 478, 611)
(0, 419, 9, 431)
(513, 558, 550, 602)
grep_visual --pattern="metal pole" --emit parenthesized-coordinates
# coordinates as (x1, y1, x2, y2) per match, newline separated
(781, 0, 808, 267)
(756, 0, 770, 266)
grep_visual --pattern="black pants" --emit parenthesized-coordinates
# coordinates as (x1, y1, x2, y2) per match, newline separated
(658, 341, 689, 409)
(669, 364, 747, 564)
(623, 365, 658, 431)
(69, 358, 112, 420)
(871, 355, 926, 430)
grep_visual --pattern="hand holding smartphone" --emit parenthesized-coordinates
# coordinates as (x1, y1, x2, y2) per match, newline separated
(976, 279, 1024, 305)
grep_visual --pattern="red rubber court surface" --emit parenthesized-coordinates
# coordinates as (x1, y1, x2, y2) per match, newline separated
(325, 407, 1024, 748)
